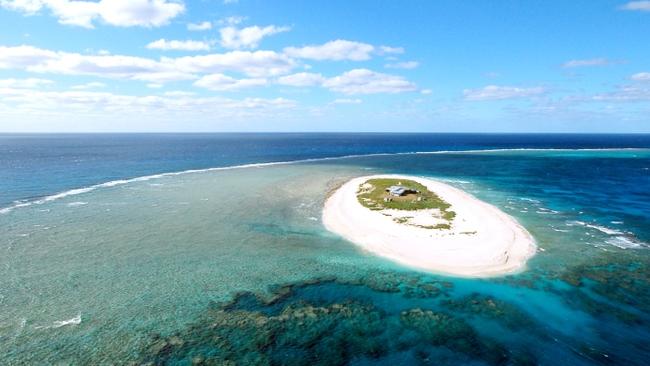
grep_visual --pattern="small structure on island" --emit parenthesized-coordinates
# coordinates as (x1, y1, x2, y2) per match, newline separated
(386, 185, 418, 197)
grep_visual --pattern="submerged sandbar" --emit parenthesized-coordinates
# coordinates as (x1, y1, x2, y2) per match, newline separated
(323, 175, 537, 277)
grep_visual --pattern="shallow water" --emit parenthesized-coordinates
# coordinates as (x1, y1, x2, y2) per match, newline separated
(1, 149, 649, 365)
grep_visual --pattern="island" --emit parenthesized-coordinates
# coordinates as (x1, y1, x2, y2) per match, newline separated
(323, 175, 537, 277)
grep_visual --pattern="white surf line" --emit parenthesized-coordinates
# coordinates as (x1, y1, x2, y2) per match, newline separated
(413, 147, 650, 154)
(567, 220, 648, 249)
(34, 314, 81, 330)
(2, 147, 648, 215)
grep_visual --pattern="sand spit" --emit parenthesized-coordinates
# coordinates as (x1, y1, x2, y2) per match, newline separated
(323, 175, 537, 277)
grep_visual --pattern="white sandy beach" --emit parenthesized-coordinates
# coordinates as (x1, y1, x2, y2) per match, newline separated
(323, 175, 537, 277)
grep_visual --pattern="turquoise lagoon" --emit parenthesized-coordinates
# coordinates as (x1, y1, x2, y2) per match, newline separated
(1, 149, 649, 365)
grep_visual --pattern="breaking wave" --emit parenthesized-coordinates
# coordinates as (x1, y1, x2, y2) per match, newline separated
(1, 148, 648, 215)
(34, 314, 81, 330)
(567, 220, 646, 249)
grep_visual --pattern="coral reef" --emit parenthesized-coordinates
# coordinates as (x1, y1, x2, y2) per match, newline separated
(138, 276, 522, 366)
(440, 293, 537, 330)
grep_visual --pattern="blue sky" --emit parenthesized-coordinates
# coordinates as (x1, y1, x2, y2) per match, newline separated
(0, 0, 649, 132)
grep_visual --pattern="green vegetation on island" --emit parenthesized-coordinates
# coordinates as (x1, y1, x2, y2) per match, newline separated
(356, 178, 456, 229)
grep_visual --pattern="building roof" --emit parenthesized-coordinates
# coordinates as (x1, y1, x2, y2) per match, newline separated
(386, 185, 411, 195)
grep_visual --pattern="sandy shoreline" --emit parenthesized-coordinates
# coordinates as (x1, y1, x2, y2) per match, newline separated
(322, 175, 537, 277)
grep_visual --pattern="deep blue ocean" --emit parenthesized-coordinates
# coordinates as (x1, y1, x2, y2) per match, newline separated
(2, 133, 649, 207)
(1, 133, 649, 365)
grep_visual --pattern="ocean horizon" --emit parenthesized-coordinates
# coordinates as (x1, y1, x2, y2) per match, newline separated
(3, 132, 650, 207)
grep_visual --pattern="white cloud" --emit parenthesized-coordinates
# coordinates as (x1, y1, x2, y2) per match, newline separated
(0, 0, 44, 13)
(187, 21, 212, 31)
(276, 72, 325, 87)
(219, 25, 290, 50)
(0, 0, 185, 28)
(46, 0, 105, 28)
(378, 46, 404, 55)
(420, 89, 432, 95)
(0, 87, 296, 119)
(174, 50, 296, 77)
(0, 46, 417, 95)
(217, 15, 245, 26)
(42, 53, 193, 83)
(284, 40, 375, 61)
(193, 73, 267, 91)
(276, 69, 417, 94)
(0, 77, 53, 88)
(562, 58, 611, 68)
(592, 85, 650, 102)
(146, 39, 212, 51)
(331, 98, 362, 104)
(620, 1, 650, 11)
(0, 45, 297, 82)
(0, 45, 193, 83)
(163, 90, 195, 97)
(0, 45, 58, 68)
(90, 0, 185, 28)
(631, 72, 650, 81)
(385, 61, 419, 69)
(71, 81, 107, 89)
(323, 69, 417, 94)
(463, 85, 545, 101)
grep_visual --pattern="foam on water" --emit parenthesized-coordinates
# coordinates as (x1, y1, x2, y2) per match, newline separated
(606, 236, 645, 249)
(2, 147, 646, 215)
(585, 224, 624, 235)
(566, 220, 647, 249)
(52, 315, 81, 328)
(440, 178, 472, 184)
(519, 197, 542, 203)
(34, 315, 81, 330)
(551, 227, 570, 232)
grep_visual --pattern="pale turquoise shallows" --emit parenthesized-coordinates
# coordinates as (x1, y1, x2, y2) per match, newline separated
(2, 164, 390, 363)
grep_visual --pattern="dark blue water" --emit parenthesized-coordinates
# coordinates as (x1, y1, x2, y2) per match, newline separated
(324, 150, 650, 243)
(2, 133, 650, 206)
